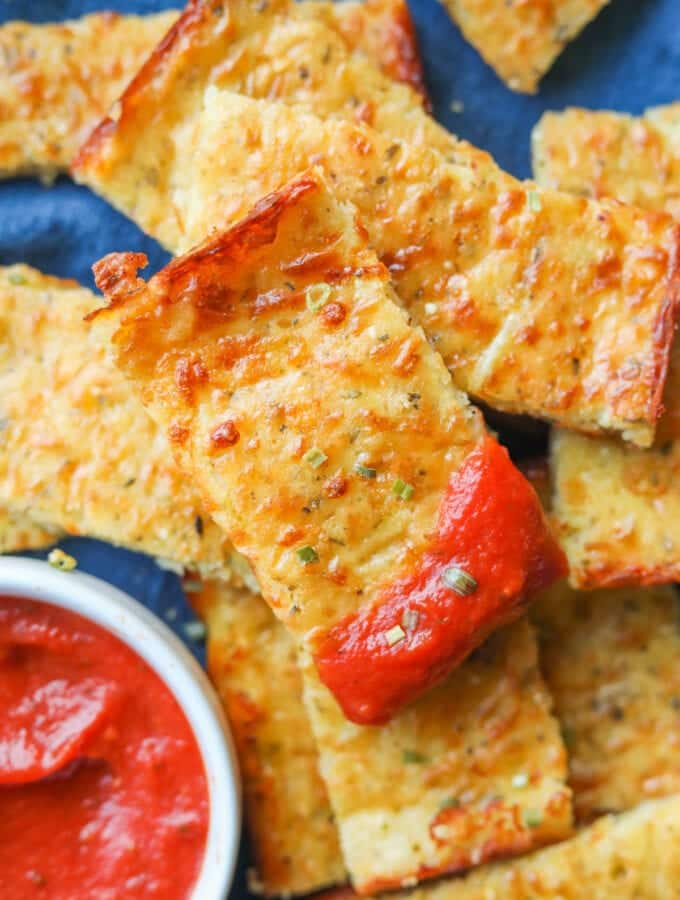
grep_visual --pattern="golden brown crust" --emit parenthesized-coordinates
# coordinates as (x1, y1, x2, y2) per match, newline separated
(310, 0, 429, 104)
(532, 582, 680, 824)
(0, 0, 426, 182)
(192, 580, 345, 896)
(533, 103, 680, 587)
(72, 0, 680, 443)
(0, 10, 178, 181)
(79, 70, 680, 444)
(0, 509, 59, 553)
(551, 420, 680, 589)
(321, 796, 680, 900)
(532, 104, 680, 216)
(439, 0, 610, 93)
(72, 0, 494, 244)
(0, 263, 238, 579)
(300, 619, 572, 893)
(93, 169, 487, 653)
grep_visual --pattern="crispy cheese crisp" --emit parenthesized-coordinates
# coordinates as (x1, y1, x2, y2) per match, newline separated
(0, 0, 426, 182)
(0, 10, 178, 182)
(93, 170, 564, 724)
(532, 581, 680, 823)
(532, 103, 680, 587)
(192, 580, 345, 896)
(322, 796, 680, 900)
(438, 0, 610, 94)
(300, 619, 572, 894)
(73, 1, 680, 445)
(0, 264, 237, 579)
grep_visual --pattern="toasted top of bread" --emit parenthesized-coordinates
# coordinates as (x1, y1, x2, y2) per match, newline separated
(193, 580, 345, 896)
(73, 0, 680, 444)
(0, 0, 427, 182)
(322, 796, 680, 900)
(0, 10, 178, 181)
(439, 0, 610, 93)
(0, 264, 238, 579)
(80, 72, 679, 445)
(533, 581, 680, 822)
(93, 170, 564, 723)
(0, 508, 59, 553)
(305, 0, 428, 101)
(533, 104, 680, 217)
(301, 618, 571, 894)
(533, 102, 680, 587)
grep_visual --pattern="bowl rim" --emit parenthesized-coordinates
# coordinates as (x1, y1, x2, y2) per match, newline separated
(0, 556, 241, 900)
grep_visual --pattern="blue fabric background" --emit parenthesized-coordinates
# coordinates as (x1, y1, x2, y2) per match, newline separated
(0, 0, 677, 895)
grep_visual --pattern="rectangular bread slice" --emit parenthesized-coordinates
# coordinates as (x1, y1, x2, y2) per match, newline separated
(192, 580, 346, 896)
(93, 169, 564, 724)
(0, 509, 59, 553)
(320, 796, 680, 900)
(300, 618, 572, 893)
(438, 0, 610, 94)
(532, 104, 680, 216)
(0, 0, 425, 182)
(199, 576, 572, 894)
(0, 10, 178, 181)
(532, 580, 680, 823)
(0, 264, 237, 580)
(72, 0, 680, 446)
(533, 103, 680, 587)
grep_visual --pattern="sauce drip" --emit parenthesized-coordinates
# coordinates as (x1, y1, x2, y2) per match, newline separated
(315, 436, 566, 724)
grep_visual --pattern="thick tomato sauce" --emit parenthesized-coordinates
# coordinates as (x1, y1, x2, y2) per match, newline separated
(315, 436, 566, 724)
(0, 596, 209, 899)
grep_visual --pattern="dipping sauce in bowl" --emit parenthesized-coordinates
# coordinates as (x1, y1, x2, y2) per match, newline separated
(0, 594, 209, 899)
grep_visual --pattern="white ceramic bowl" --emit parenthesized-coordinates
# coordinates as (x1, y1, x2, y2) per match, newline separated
(0, 556, 241, 900)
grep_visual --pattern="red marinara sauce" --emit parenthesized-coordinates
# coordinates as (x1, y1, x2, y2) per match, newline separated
(0, 596, 209, 899)
(315, 436, 567, 725)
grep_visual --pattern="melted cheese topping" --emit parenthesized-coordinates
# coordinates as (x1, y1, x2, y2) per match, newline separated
(0, 0, 425, 182)
(0, 264, 237, 579)
(438, 0, 610, 93)
(533, 581, 680, 823)
(73, 0, 679, 445)
(301, 619, 571, 893)
(0, 11, 178, 181)
(533, 103, 680, 587)
(93, 170, 485, 651)
(194, 580, 345, 896)
(329, 796, 680, 900)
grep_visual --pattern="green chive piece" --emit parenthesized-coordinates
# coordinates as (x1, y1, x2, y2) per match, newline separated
(303, 447, 328, 468)
(527, 190, 542, 212)
(297, 545, 319, 564)
(442, 566, 478, 596)
(402, 749, 427, 764)
(8, 272, 26, 286)
(184, 621, 207, 641)
(522, 808, 542, 829)
(561, 724, 576, 748)
(384, 624, 406, 646)
(512, 772, 529, 789)
(354, 463, 377, 479)
(305, 283, 331, 312)
(47, 548, 77, 571)
(392, 478, 414, 500)
(401, 607, 419, 632)
(439, 796, 460, 811)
